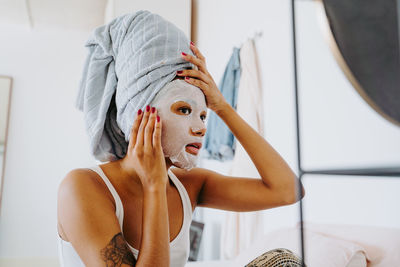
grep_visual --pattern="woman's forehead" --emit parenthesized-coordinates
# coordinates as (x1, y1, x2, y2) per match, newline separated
(166, 86, 206, 106)
(168, 83, 201, 95)
(152, 79, 206, 108)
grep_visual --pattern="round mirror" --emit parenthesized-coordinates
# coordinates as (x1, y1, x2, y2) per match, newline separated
(317, 0, 400, 127)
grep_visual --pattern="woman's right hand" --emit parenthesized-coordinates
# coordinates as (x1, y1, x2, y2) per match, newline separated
(122, 105, 168, 190)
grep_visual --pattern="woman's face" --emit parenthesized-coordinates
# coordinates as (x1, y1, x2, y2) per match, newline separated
(150, 79, 207, 170)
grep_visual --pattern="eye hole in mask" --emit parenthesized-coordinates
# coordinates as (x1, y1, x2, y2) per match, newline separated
(173, 102, 207, 122)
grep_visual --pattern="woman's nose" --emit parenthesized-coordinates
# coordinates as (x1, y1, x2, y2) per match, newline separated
(191, 127, 206, 137)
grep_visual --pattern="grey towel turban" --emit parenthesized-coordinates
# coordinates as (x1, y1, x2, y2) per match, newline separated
(75, 10, 196, 162)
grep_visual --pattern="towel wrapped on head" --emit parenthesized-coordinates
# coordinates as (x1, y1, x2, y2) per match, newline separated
(75, 10, 196, 162)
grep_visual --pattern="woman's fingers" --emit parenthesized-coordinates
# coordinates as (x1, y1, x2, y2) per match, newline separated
(180, 43, 209, 75)
(128, 109, 143, 151)
(129, 105, 160, 154)
(176, 69, 211, 84)
(153, 115, 162, 152)
(181, 52, 207, 74)
(190, 42, 206, 61)
(128, 105, 161, 158)
(144, 107, 157, 152)
(136, 105, 151, 152)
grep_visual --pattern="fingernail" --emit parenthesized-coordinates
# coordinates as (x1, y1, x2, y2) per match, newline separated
(190, 41, 195, 46)
(157, 115, 160, 122)
(151, 107, 156, 113)
(177, 70, 183, 74)
(138, 109, 142, 115)
(146, 105, 150, 112)
(185, 76, 190, 80)
(181, 52, 187, 56)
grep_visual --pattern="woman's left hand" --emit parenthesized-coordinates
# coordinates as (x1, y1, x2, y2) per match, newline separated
(177, 42, 228, 113)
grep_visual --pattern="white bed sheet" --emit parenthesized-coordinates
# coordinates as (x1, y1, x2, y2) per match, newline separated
(185, 224, 372, 267)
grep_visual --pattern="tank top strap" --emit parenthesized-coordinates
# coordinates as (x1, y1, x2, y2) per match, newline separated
(167, 167, 193, 219)
(89, 165, 124, 230)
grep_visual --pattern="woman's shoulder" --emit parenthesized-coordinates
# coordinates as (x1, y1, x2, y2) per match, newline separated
(170, 167, 207, 207)
(58, 167, 115, 209)
(59, 168, 104, 192)
(57, 168, 119, 243)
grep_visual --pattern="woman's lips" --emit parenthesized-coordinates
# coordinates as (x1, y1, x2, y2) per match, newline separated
(185, 145, 199, 155)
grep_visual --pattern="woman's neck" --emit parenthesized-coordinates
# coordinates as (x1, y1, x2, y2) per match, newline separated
(100, 157, 174, 196)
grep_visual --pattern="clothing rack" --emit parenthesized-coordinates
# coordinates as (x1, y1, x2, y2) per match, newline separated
(252, 31, 263, 41)
(290, 0, 400, 266)
(238, 31, 263, 48)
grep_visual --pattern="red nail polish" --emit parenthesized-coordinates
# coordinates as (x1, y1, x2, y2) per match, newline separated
(190, 41, 195, 46)
(151, 107, 156, 113)
(177, 70, 183, 74)
(157, 116, 160, 122)
(181, 52, 187, 56)
(146, 105, 150, 112)
(138, 109, 142, 115)
(185, 76, 190, 80)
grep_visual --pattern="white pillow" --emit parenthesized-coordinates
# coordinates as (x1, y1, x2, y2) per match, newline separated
(347, 251, 367, 267)
(232, 227, 367, 267)
(300, 222, 400, 267)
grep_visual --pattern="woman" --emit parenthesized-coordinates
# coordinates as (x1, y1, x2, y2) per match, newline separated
(57, 10, 305, 267)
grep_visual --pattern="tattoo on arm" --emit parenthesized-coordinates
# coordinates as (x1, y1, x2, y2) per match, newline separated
(100, 232, 137, 267)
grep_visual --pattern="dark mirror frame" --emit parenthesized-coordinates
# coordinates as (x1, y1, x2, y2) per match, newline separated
(0, 75, 13, 213)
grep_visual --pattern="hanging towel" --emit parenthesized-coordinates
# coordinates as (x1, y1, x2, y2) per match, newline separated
(220, 38, 265, 260)
(75, 10, 196, 162)
(201, 47, 241, 161)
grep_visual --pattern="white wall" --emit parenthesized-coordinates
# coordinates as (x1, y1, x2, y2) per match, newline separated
(193, 0, 400, 261)
(0, 24, 94, 265)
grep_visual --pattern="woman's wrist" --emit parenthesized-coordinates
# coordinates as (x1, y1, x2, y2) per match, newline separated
(215, 101, 233, 117)
(143, 181, 168, 193)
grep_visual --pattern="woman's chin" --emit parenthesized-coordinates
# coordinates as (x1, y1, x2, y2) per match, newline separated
(172, 160, 196, 171)
(165, 147, 199, 171)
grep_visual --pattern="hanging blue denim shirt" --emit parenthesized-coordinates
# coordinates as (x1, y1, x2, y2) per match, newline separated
(200, 47, 241, 161)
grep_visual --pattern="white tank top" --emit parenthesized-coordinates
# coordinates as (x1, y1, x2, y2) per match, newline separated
(58, 165, 193, 267)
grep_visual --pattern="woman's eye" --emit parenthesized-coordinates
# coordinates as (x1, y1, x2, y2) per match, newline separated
(179, 107, 191, 115)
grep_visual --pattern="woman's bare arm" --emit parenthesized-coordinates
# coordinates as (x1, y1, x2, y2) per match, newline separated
(58, 170, 136, 266)
(121, 106, 171, 266)
(136, 186, 170, 266)
(214, 102, 303, 202)
(57, 169, 170, 267)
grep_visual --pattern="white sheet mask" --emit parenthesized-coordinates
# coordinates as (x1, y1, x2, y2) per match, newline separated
(150, 79, 207, 171)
